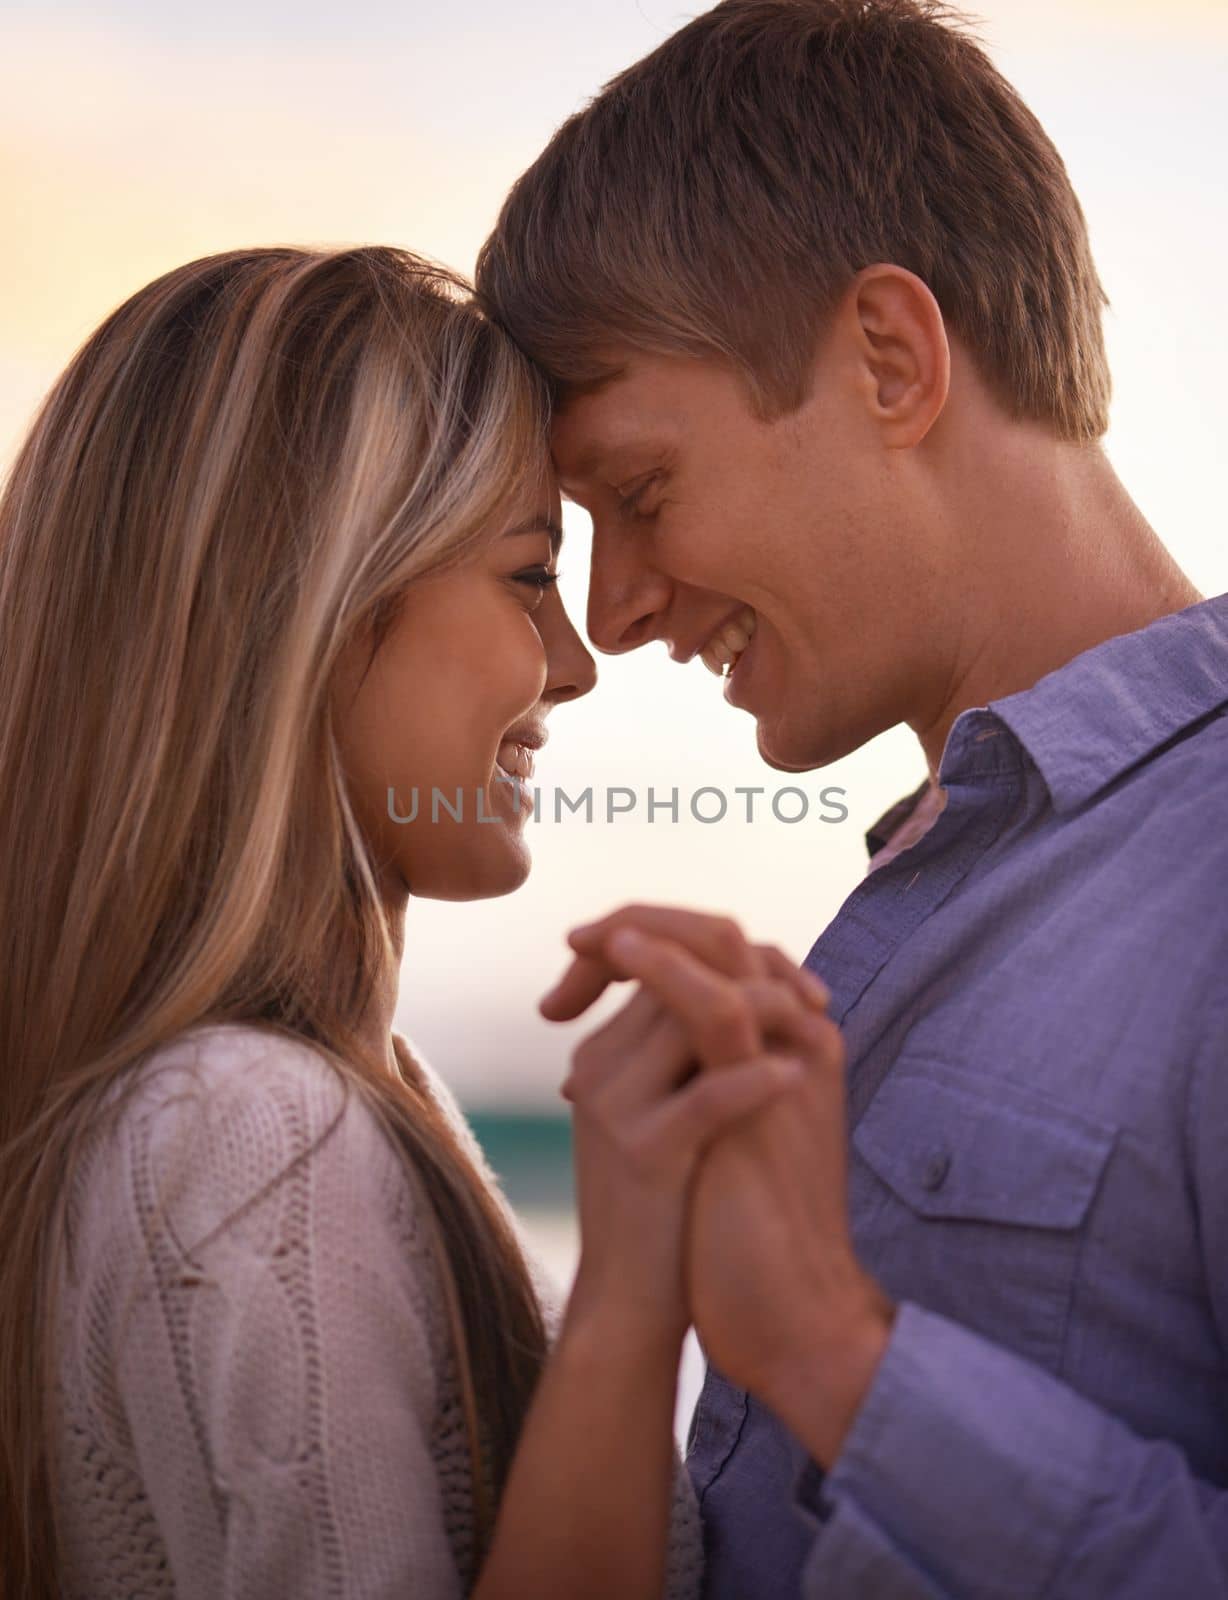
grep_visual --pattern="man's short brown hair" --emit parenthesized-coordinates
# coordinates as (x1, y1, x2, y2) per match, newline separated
(476, 0, 1111, 441)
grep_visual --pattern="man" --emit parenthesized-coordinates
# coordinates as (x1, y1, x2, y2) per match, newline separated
(477, 1, 1228, 1593)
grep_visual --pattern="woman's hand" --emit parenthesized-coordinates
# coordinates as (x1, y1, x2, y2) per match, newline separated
(541, 906, 829, 1355)
(480, 906, 839, 1600)
(549, 904, 893, 1469)
(483, 913, 811, 1600)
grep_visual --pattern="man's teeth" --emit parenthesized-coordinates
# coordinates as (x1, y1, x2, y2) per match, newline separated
(496, 742, 534, 780)
(700, 607, 757, 677)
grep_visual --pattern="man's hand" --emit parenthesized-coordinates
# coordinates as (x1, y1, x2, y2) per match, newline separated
(543, 902, 832, 1023)
(547, 904, 896, 1469)
(684, 990, 895, 1467)
(546, 906, 817, 1363)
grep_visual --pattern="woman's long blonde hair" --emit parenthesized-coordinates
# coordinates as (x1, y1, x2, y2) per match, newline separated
(0, 245, 551, 1594)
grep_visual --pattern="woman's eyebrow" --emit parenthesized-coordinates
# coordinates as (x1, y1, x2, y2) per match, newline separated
(503, 518, 563, 556)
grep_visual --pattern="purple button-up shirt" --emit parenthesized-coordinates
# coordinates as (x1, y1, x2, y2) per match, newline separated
(686, 592, 1228, 1597)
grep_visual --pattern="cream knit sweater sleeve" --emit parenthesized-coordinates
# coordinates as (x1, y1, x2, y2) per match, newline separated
(51, 1023, 704, 1600)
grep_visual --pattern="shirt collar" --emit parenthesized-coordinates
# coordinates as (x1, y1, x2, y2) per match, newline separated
(864, 592, 1228, 856)
(983, 591, 1228, 814)
(864, 774, 933, 860)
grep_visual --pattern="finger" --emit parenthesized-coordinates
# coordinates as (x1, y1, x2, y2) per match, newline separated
(794, 1010, 848, 1080)
(753, 1004, 847, 1094)
(545, 906, 767, 1022)
(567, 1020, 697, 1110)
(731, 977, 811, 1053)
(559, 987, 672, 1102)
(568, 972, 816, 1113)
(635, 1054, 806, 1169)
(543, 937, 829, 1027)
(542, 920, 682, 1022)
(594, 974, 810, 1110)
(540, 950, 623, 1021)
(759, 945, 831, 1012)
(569, 907, 766, 979)
(594, 928, 763, 1068)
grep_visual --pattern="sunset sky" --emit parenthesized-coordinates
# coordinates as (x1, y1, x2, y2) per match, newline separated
(3, 0, 1225, 1106)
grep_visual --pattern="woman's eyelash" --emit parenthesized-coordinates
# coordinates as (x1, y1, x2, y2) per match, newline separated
(513, 567, 561, 591)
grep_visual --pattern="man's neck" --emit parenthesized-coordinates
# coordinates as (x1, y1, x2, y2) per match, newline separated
(910, 444, 1202, 782)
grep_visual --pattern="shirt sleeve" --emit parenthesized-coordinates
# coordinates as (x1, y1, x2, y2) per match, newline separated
(113, 1033, 464, 1600)
(795, 989, 1228, 1599)
(795, 1300, 1228, 1597)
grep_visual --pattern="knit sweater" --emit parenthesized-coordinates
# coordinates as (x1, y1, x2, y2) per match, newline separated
(50, 1022, 704, 1598)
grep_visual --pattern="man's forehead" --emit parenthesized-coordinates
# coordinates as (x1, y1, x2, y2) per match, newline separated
(551, 361, 681, 479)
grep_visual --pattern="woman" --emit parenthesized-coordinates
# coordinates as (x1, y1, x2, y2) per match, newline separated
(0, 246, 834, 1598)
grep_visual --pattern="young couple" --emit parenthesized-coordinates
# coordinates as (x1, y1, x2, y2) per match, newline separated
(2, 1, 1226, 1596)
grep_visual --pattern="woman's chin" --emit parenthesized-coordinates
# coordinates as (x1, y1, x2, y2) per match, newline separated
(410, 835, 533, 903)
(478, 844, 533, 899)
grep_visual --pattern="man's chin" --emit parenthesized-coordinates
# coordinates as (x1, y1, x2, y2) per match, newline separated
(754, 715, 843, 774)
(754, 723, 818, 777)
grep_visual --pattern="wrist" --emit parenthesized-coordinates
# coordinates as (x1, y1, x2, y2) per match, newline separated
(756, 1278, 895, 1469)
(561, 1276, 689, 1368)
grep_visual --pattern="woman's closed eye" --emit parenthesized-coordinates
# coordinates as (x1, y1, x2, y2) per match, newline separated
(512, 567, 562, 608)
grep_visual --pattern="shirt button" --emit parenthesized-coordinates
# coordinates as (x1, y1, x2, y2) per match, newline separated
(921, 1150, 951, 1192)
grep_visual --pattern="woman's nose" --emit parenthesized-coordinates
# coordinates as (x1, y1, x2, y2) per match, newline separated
(545, 619, 598, 704)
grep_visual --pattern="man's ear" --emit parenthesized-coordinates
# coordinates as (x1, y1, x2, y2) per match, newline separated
(843, 263, 951, 448)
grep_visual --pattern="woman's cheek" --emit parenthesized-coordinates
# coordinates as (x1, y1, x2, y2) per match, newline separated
(496, 608, 550, 706)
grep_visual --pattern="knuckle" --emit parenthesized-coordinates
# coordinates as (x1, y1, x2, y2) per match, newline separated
(767, 977, 806, 1015)
(565, 1068, 598, 1105)
(567, 1043, 609, 1098)
(647, 939, 681, 976)
(675, 1093, 713, 1146)
(809, 1016, 846, 1065)
(713, 916, 746, 960)
(748, 977, 803, 1028)
(800, 973, 832, 1008)
(571, 1038, 601, 1074)
(737, 979, 767, 1013)
(707, 988, 752, 1033)
(694, 1070, 737, 1118)
(794, 1010, 831, 1045)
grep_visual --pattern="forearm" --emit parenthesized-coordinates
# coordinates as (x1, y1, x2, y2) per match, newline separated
(756, 1288, 895, 1469)
(473, 1300, 683, 1600)
(784, 1302, 1228, 1597)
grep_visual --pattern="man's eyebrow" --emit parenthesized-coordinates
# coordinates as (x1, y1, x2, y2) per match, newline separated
(559, 434, 669, 487)
(560, 443, 608, 481)
(503, 517, 563, 556)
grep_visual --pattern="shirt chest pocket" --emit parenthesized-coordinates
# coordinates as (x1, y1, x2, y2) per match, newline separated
(850, 1060, 1117, 1374)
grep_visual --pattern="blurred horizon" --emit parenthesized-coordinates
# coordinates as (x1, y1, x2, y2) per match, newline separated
(3, 0, 1226, 1115)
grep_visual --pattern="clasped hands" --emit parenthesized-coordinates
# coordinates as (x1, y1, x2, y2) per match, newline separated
(541, 905, 896, 1469)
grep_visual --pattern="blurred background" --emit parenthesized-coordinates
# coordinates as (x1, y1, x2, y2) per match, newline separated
(3, 0, 1225, 1443)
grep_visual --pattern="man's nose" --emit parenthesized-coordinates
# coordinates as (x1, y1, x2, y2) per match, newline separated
(585, 531, 673, 655)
